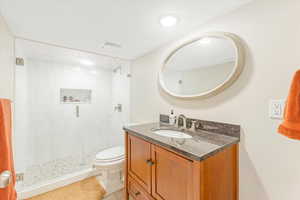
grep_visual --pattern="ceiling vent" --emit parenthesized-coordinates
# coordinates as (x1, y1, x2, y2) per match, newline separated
(101, 41, 122, 49)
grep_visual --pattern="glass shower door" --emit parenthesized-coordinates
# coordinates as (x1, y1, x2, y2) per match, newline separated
(14, 39, 130, 195)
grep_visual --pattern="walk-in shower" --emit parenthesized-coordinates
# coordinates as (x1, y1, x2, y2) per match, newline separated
(13, 39, 130, 199)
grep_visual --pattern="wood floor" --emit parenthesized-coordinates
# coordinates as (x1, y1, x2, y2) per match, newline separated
(26, 177, 107, 200)
(102, 190, 124, 200)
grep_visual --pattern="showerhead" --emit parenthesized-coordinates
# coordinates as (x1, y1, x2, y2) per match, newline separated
(113, 66, 122, 74)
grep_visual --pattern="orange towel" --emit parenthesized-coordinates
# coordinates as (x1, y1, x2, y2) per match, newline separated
(0, 99, 17, 200)
(278, 70, 300, 140)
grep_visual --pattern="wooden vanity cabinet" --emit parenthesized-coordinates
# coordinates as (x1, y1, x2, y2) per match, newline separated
(125, 133, 238, 200)
(127, 135, 152, 193)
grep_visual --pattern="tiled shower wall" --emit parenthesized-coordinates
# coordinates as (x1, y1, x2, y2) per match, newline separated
(14, 44, 130, 190)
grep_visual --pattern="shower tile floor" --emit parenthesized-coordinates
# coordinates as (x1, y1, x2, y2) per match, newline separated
(26, 177, 125, 200)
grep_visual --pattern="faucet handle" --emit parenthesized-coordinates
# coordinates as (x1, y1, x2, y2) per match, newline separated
(189, 120, 202, 131)
(175, 116, 180, 127)
(189, 120, 196, 131)
(195, 121, 203, 129)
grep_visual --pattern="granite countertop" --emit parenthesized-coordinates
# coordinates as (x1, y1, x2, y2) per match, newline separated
(123, 122, 240, 161)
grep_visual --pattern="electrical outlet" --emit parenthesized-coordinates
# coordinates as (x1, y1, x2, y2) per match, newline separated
(269, 99, 285, 119)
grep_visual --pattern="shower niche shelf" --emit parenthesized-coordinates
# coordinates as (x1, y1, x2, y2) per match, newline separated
(60, 88, 92, 104)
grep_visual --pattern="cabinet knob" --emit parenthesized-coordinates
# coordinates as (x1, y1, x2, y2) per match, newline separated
(146, 159, 155, 166)
(135, 191, 141, 196)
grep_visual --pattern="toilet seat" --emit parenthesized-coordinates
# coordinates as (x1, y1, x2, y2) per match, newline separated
(94, 159, 124, 167)
(94, 146, 125, 166)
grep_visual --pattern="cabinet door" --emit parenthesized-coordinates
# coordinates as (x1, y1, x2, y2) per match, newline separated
(128, 134, 152, 193)
(151, 145, 194, 200)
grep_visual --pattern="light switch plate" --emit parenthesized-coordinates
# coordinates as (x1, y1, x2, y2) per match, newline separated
(269, 99, 285, 119)
(16, 173, 24, 182)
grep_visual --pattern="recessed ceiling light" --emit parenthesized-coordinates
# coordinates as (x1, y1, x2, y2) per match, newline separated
(80, 59, 94, 66)
(160, 16, 178, 27)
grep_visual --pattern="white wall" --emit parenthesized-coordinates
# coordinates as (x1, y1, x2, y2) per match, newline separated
(0, 14, 14, 99)
(130, 0, 300, 199)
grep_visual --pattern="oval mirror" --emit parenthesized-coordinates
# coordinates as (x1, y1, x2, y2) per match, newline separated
(159, 32, 244, 98)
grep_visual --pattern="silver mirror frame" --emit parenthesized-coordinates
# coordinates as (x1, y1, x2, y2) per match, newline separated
(159, 32, 245, 99)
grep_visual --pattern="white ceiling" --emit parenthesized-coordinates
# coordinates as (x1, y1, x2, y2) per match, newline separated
(0, 0, 251, 60)
(166, 37, 236, 71)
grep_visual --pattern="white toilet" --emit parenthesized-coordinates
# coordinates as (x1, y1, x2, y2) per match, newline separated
(94, 146, 125, 196)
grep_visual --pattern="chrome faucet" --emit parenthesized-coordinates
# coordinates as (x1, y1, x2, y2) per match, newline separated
(176, 114, 187, 130)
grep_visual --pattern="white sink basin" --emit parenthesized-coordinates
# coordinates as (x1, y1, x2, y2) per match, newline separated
(153, 129, 192, 139)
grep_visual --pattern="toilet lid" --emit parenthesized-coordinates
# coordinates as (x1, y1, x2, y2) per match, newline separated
(96, 146, 124, 161)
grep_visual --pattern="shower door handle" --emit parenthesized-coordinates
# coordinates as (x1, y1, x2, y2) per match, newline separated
(76, 105, 80, 118)
(0, 170, 12, 188)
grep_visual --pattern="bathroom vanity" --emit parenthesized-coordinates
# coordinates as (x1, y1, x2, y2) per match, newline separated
(123, 120, 240, 200)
